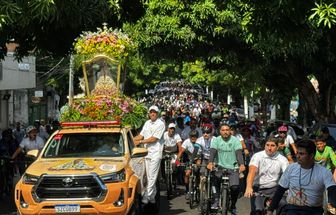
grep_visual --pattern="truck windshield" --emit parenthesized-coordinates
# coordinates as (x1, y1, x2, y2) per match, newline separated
(42, 133, 124, 158)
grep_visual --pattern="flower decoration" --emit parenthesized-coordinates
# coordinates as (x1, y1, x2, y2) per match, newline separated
(62, 24, 145, 128)
(73, 25, 136, 68)
(61, 95, 148, 129)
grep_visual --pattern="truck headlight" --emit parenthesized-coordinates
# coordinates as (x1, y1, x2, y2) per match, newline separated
(100, 170, 126, 183)
(22, 173, 39, 185)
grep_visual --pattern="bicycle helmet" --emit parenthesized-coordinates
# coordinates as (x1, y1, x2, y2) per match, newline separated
(189, 130, 199, 138)
(278, 125, 288, 132)
(26, 125, 37, 134)
(202, 125, 213, 134)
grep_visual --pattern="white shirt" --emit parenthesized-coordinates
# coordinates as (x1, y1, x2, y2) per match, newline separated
(197, 136, 215, 160)
(284, 134, 295, 147)
(20, 136, 45, 151)
(163, 132, 182, 153)
(234, 133, 244, 142)
(182, 138, 202, 156)
(280, 163, 336, 207)
(140, 119, 165, 159)
(249, 150, 289, 188)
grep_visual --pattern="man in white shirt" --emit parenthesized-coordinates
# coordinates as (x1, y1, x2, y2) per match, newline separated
(267, 139, 336, 215)
(197, 125, 216, 174)
(245, 136, 289, 214)
(163, 123, 182, 153)
(161, 123, 182, 181)
(11, 125, 45, 160)
(134, 105, 165, 206)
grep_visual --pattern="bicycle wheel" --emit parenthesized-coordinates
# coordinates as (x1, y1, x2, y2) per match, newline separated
(189, 175, 195, 209)
(166, 162, 172, 199)
(199, 177, 209, 215)
(220, 188, 228, 215)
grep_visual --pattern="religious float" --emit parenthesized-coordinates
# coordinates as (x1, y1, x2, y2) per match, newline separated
(15, 25, 151, 215)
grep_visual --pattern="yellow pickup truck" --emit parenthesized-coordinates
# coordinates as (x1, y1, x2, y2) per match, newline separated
(15, 121, 148, 215)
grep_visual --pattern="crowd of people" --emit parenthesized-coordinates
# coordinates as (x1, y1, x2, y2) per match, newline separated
(135, 101, 336, 214)
(1, 80, 336, 215)
(0, 120, 58, 198)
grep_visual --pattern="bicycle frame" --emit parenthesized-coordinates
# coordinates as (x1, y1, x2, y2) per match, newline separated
(163, 153, 174, 199)
(187, 163, 200, 209)
(199, 168, 212, 215)
(219, 168, 231, 215)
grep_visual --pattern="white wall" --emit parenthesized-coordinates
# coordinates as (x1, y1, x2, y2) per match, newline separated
(0, 53, 36, 129)
(0, 54, 36, 90)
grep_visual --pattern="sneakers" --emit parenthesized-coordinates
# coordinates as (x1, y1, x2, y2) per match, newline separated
(211, 199, 219, 210)
(185, 192, 190, 200)
(142, 198, 149, 205)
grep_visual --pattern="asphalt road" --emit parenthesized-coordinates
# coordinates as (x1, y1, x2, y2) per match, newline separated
(0, 179, 251, 215)
(155, 185, 251, 215)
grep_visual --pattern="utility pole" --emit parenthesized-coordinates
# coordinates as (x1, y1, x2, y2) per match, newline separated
(68, 55, 74, 105)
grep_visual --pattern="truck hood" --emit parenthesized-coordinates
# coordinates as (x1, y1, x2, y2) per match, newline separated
(25, 157, 127, 176)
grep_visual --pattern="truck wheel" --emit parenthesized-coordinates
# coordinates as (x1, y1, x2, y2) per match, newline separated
(128, 193, 142, 215)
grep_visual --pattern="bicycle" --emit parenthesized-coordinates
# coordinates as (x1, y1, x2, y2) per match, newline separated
(176, 162, 201, 209)
(199, 164, 232, 215)
(199, 167, 211, 215)
(252, 191, 286, 215)
(187, 163, 200, 209)
(217, 166, 231, 215)
(253, 192, 272, 214)
(162, 153, 176, 199)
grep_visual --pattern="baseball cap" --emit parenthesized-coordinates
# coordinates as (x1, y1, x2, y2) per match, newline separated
(26, 125, 37, 134)
(168, 123, 176, 129)
(148, 105, 159, 113)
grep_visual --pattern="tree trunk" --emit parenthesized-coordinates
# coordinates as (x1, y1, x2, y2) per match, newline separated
(315, 76, 336, 123)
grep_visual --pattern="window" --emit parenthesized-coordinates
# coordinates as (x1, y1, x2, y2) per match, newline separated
(43, 133, 124, 158)
(127, 131, 135, 153)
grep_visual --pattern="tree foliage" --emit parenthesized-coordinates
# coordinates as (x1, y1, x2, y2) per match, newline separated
(0, 0, 144, 58)
(2, 0, 336, 122)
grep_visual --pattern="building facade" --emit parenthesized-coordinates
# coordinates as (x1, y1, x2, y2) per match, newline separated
(0, 49, 36, 129)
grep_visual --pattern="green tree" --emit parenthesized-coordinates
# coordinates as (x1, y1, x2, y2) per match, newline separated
(0, 0, 144, 58)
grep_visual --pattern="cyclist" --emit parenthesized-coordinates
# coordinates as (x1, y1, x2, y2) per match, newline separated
(175, 130, 202, 198)
(267, 139, 336, 215)
(314, 135, 336, 180)
(321, 127, 336, 150)
(244, 136, 289, 214)
(241, 126, 261, 158)
(278, 137, 294, 164)
(314, 135, 336, 213)
(161, 123, 183, 182)
(198, 125, 216, 175)
(230, 124, 249, 157)
(207, 123, 245, 213)
(11, 126, 45, 160)
(163, 123, 183, 154)
(277, 125, 298, 155)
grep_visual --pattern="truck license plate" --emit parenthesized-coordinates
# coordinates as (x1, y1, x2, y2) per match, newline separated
(55, 204, 80, 213)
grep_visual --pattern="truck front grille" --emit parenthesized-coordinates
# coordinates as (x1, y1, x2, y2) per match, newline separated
(33, 174, 106, 202)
